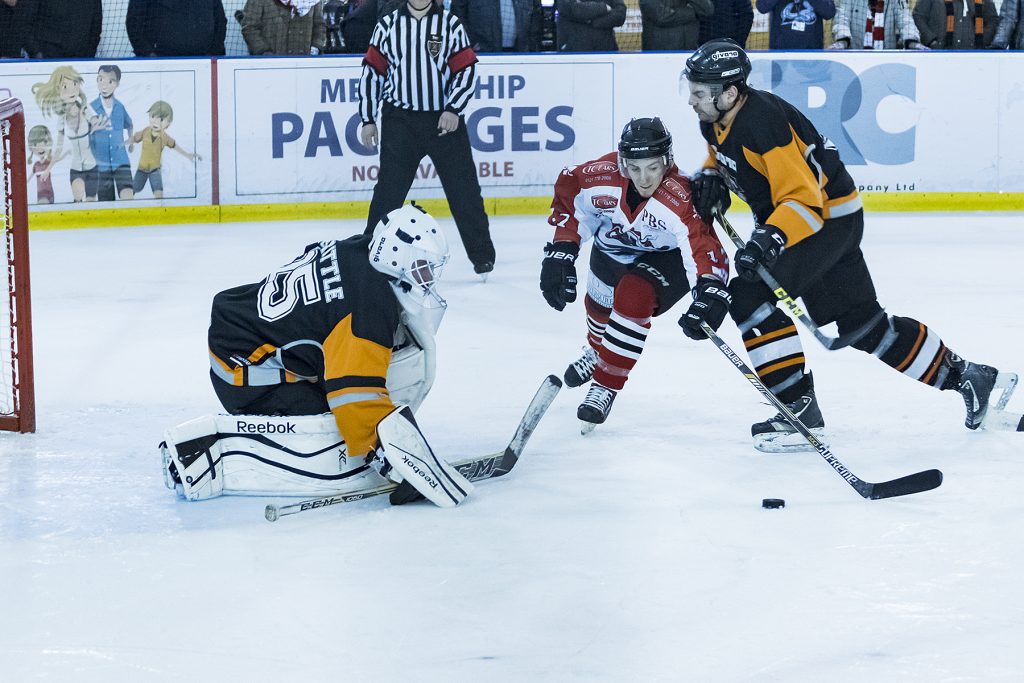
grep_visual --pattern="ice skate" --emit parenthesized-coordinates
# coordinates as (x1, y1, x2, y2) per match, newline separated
(949, 355, 1017, 430)
(564, 346, 599, 388)
(751, 384, 826, 453)
(473, 260, 493, 282)
(578, 382, 616, 435)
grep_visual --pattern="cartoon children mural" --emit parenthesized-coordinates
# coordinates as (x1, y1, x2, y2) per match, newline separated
(25, 65, 201, 204)
(26, 125, 62, 205)
(31, 65, 109, 202)
(131, 100, 200, 200)
(90, 65, 135, 201)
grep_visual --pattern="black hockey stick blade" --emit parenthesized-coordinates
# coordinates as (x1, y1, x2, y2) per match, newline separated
(701, 322, 943, 501)
(859, 468, 943, 500)
(264, 375, 562, 521)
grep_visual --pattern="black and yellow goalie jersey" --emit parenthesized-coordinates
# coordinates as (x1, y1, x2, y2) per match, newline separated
(699, 88, 862, 247)
(208, 234, 400, 456)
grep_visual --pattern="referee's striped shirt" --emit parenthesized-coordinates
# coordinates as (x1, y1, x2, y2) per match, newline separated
(358, 3, 478, 124)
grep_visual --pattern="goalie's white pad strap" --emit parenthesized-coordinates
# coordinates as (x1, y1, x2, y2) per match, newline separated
(377, 406, 473, 507)
(162, 414, 384, 501)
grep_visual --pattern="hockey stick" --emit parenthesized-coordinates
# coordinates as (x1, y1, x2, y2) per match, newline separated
(700, 322, 943, 500)
(265, 374, 563, 521)
(714, 210, 883, 351)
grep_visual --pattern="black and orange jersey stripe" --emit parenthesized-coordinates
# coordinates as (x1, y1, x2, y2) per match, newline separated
(699, 89, 861, 247)
(208, 234, 401, 456)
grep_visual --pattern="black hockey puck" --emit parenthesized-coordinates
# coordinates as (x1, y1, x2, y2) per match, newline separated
(762, 498, 785, 509)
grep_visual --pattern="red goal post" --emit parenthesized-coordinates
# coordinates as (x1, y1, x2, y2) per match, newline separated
(1, 97, 35, 433)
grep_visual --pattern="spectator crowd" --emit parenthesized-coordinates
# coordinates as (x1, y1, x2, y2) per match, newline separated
(1, 0, 1023, 61)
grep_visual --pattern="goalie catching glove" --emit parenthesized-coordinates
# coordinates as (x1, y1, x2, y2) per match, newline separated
(540, 241, 579, 311)
(679, 278, 732, 340)
(372, 405, 473, 507)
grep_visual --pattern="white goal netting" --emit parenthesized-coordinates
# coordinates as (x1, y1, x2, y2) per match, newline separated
(1, 114, 16, 417)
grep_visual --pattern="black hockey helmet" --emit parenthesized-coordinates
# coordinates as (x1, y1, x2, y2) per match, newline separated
(683, 38, 752, 92)
(618, 117, 673, 160)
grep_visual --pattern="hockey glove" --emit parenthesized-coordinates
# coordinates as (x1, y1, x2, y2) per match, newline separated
(679, 278, 732, 340)
(540, 241, 580, 311)
(690, 170, 731, 224)
(735, 225, 787, 282)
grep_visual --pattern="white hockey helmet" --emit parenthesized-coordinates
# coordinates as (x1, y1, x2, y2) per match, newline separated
(369, 204, 450, 332)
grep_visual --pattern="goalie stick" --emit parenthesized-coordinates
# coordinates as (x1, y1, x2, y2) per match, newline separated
(265, 374, 563, 521)
(700, 322, 943, 500)
(714, 210, 883, 351)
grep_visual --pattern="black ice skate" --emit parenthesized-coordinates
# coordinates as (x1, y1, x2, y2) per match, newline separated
(473, 260, 493, 282)
(564, 346, 599, 388)
(946, 353, 1018, 430)
(751, 377, 826, 453)
(578, 382, 617, 435)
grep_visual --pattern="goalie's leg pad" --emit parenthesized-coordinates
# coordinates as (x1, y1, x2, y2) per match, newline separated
(161, 414, 380, 501)
(161, 415, 225, 501)
(377, 406, 474, 507)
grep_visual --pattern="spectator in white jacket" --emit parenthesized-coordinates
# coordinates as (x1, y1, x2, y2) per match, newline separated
(830, 0, 925, 49)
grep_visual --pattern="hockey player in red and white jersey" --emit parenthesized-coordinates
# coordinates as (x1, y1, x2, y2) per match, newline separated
(540, 117, 731, 430)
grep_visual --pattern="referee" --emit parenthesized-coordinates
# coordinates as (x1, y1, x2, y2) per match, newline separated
(358, 0, 496, 276)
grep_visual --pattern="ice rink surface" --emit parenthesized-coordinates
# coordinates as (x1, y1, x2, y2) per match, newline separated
(1, 212, 1022, 681)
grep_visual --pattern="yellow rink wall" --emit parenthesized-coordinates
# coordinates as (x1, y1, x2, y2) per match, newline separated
(28, 193, 1024, 232)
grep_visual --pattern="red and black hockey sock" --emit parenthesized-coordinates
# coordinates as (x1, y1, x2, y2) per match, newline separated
(852, 314, 953, 389)
(583, 295, 611, 350)
(742, 308, 808, 402)
(593, 273, 656, 391)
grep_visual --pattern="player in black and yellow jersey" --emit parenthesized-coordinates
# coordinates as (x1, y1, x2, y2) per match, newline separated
(162, 205, 473, 507)
(680, 39, 1018, 451)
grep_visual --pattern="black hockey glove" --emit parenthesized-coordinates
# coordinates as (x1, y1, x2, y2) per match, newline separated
(735, 225, 787, 282)
(679, 278, 732, 341)
(690, 170, 731, 224)
(540, 241, 579, 311)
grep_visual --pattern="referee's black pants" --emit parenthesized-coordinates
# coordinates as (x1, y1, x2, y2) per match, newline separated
(364, 105, 496, 269)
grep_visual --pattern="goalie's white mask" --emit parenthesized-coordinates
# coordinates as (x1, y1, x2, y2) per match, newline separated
(369, 204, 450, 335)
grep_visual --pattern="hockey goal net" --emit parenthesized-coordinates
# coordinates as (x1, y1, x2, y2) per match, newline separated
(1, 98, 35, 433)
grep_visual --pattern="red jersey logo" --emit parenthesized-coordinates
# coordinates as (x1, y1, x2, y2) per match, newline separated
(592, 195, 617, 210)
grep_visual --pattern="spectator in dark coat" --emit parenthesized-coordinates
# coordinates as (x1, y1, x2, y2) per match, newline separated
(913, 0, 997, 49)
(556, 0, 627, 52)
(24, 0, 102, 58)
(1, 0, 32, 59)
(990, 0, 1024, 49)
(698, 0, 753, 47)
(452, 0, 541, 52)
(376, 0, 403, 21)
(341, 0, 377, 53)
(639, 0, 713, 50)
(756, 0, 835, 49)
(126, 0, 227, 57)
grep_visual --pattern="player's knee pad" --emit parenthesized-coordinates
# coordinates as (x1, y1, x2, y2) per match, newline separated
(376, 406, 473, 507)
(585, 270, 616, 310)
(837, 302, 889, 353)
(727, 278, 776, 329)
(161, 414, 374, 501)
(612, 273, 657, 318)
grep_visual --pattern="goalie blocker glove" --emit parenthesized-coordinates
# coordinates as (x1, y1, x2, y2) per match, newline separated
(690, 170, 731, 224)
(374, 405, 473, 507)
(540, 241, 579, 311)
(735, 225, 786, 281)
(679, 277, 732, 340)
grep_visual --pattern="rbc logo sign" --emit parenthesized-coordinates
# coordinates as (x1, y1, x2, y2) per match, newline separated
(749, 60, 916, 165)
